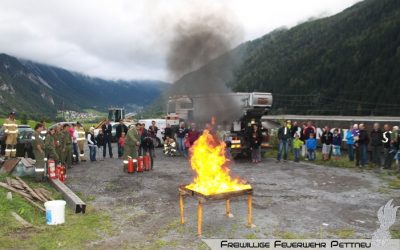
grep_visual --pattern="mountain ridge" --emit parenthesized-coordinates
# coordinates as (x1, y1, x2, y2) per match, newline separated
(0, 53, 168, 119)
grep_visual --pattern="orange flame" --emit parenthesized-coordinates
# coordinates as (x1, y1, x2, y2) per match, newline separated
(185, 130, 251, 195)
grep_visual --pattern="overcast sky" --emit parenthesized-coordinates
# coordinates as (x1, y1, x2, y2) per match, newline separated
(0, 0, 362, 81)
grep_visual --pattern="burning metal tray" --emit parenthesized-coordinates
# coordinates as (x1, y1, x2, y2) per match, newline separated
(179, 184, 253, 201)
(178, 184, 254, 236)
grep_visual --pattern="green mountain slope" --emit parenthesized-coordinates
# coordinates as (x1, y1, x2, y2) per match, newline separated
(174, 0, 400, 116)
(0, 53, 168, 119)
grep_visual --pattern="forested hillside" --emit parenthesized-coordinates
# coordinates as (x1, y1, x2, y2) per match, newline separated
(174, 0, 400, 116)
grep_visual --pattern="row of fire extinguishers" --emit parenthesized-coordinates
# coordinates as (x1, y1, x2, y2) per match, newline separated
(123, 155, 152, 173)
(46, 159, 67, 182)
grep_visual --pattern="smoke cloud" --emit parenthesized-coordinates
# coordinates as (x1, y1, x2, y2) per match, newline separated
(167, 12, 242, 82)
(166, 8, 244, 125)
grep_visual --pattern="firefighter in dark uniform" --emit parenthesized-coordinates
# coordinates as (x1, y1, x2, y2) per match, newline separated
(54, 125, 63, 163)
(60, 124, 72, 168)
(32, 123, 45, 181)
(45, 127, 59, 162)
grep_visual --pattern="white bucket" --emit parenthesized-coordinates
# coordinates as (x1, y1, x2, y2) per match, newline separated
(44, 200, 66, 225)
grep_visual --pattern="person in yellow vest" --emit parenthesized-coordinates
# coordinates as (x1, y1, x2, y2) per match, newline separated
(76, 122, 86, 161)
(3, 112, 18, 158)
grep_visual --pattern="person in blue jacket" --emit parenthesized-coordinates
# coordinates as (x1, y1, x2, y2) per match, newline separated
(306, 133, 317, 161)
(345, 125, 355, 161)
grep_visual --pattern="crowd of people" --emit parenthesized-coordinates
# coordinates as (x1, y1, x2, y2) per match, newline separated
(89, 120, 158, 170)
(30, 122, 91, 169)
(276, 120, 400, 171)
(163, 121, 233, 157)
(1, 117, 161, 176)
(161, 121, 265, 164)
(1, 112, 198, 174)
(4, 110, 400, 176)
(163, 121, 201, 157)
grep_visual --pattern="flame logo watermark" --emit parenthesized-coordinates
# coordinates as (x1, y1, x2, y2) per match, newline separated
(372, 199, 399, 248)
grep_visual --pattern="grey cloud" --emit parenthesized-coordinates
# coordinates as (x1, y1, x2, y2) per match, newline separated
(0, 0, 362, 81)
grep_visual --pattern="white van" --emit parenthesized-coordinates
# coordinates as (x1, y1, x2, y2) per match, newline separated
(138, 119, 167, 147)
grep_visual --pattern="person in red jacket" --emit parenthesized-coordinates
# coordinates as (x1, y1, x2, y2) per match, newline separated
(302, 121, 316, 141)
(118, 132, 126, 159)
(188, 123, 201, 146)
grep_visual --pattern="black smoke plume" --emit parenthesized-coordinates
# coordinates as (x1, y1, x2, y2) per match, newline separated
(167, 10, 244, 125)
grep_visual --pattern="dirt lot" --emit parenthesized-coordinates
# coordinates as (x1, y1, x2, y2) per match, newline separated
(67, 145, 400, 249)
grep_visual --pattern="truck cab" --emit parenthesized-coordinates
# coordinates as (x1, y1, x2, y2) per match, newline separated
(108, 107, 125, 122)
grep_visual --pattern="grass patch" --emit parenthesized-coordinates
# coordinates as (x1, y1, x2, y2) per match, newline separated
(154, 239, 171, 247)
(388, 179, 400, 189)
(84, 194, 97, 202)
(265, 148, 357, 169)
(0, 174, 61, 233)
(0, 118, 43, 128)
(329, 228, 355, 239)
(273, 230, 303, 239)
(313, 153, 357, 169)
(243, 233, 257, 239)
(391, 229, 400, 239)
(104, 182, 116, 191)
(1, 209, 112, 250)
(377, 187, 392, 194)
(157, 219, 184, 237)
(378, 171, 400, 190)
(228, 222, 239, 238)
(0, 174, 112, 249)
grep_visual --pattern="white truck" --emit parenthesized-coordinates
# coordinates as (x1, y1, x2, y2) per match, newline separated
(167, 92, 273, 157)
(138, 119, 167, 147)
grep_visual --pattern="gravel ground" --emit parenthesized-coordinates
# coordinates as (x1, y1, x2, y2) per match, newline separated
(66, 144, 400, 249)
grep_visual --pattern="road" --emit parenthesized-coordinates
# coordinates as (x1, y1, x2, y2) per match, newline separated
(66, 145, 400, 249)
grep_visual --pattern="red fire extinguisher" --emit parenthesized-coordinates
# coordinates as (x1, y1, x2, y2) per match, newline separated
(47, 159, 57, 179)
(55, 164, 62, 178)
(144, 154, 151, 171)
(127, 157, 136, 173)
(137, 156, 144, 172)
(59, 166, 66, 183)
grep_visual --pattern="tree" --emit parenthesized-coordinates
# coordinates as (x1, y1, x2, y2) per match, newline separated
(20, 113, 28, 125)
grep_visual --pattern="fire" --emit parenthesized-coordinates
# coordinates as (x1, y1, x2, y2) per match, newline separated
(185, 129, 251, 195)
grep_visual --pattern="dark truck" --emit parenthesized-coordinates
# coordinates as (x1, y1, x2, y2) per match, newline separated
(16, 125, 35, 158)
(0, 125, 35, 158)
